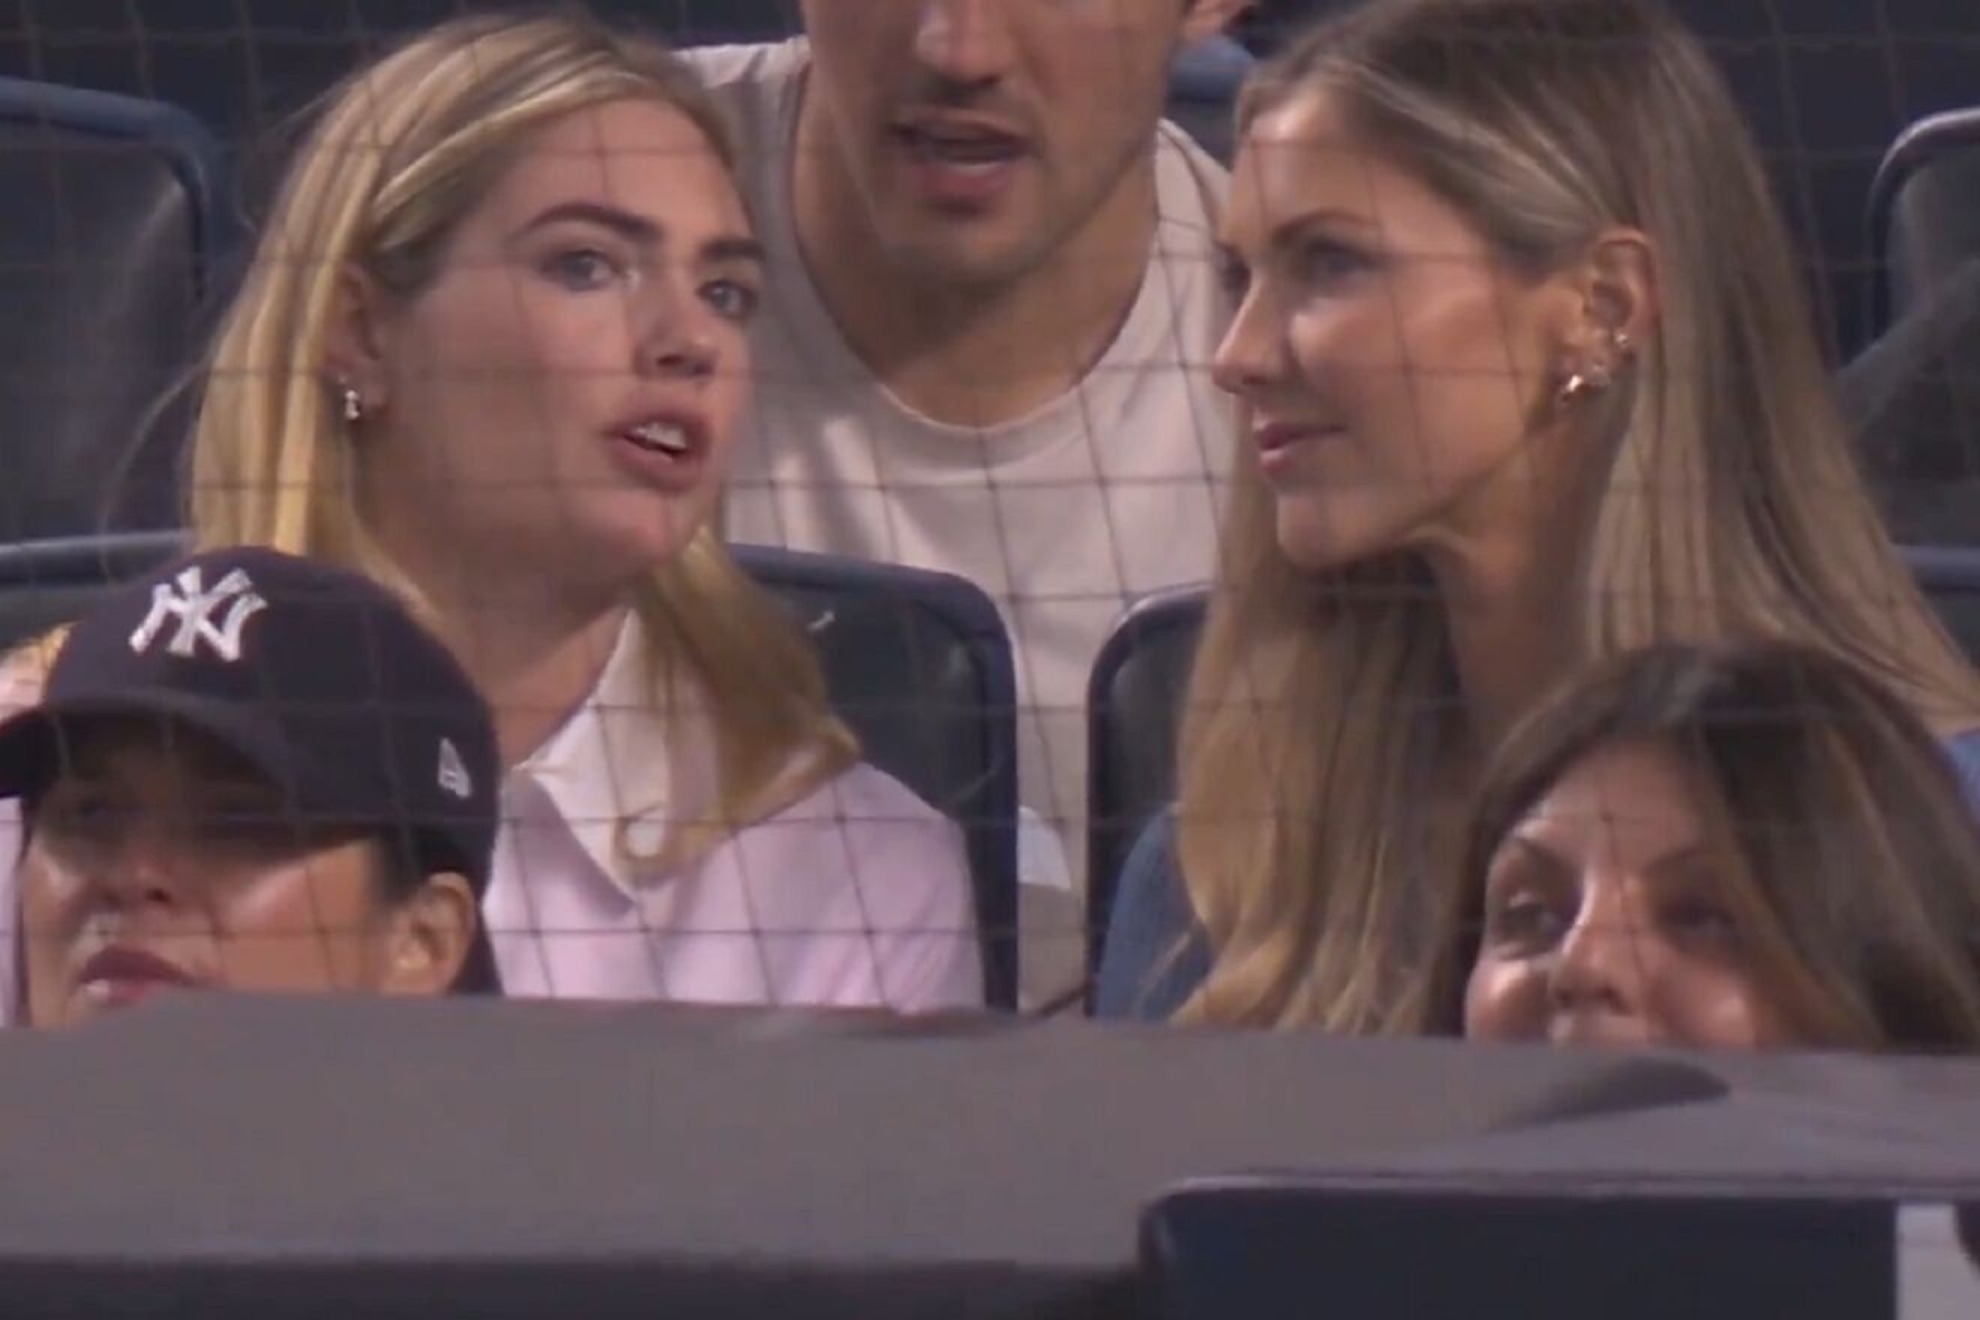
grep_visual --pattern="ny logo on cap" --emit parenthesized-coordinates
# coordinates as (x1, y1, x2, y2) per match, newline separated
(437, 738, 474, 800)
(129, 567, 269, 663)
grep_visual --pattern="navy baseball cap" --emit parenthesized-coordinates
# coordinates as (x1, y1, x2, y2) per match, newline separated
(0, 546, 501, 891)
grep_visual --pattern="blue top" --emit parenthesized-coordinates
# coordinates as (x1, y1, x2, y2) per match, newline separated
(1092, 728, 1980, 1021)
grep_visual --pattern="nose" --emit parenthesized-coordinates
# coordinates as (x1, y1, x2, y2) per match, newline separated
(89, 816, 193, 915)
(914, 0, 1015, 89)
(1211, 286, 1288, 402)
(633, 271, 720, 384)
(1548, 886, 1653, 1022)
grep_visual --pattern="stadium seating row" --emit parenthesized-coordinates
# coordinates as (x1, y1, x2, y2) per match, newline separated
(1, 27, 1979, 1009)
(8, 525, 1980, 1015)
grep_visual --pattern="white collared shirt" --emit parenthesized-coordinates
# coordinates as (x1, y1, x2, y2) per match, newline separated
(483, 621, 984, 1012)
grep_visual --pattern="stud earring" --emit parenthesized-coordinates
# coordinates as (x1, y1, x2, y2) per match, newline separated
(340, 383, 364, 425)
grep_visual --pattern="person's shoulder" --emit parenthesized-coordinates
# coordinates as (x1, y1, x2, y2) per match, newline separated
(0, 629, 60, 716)
(764, 758, 963, 847)
(1944, 727, 1980, 800)
(677, 36, 809, 100)
(1152, 117, 1231, 229)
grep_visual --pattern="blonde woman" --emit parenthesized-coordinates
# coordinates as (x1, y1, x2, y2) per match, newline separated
(1095, 0, 1980, 1027)
(1, 13, 982, 1015)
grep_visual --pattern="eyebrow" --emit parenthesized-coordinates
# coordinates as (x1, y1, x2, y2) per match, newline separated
(1503, 833, 1710, 882)
(512, 200, 765, 266)
(1220, 206, 1377, 262)
(1266, 207, 1376, 250)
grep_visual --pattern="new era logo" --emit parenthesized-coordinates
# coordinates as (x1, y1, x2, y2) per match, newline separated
(129, 567, 268, 663)
(437, 737, 473, 800)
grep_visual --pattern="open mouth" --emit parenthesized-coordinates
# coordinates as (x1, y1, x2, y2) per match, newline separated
(74, 945, 200, 1010)
(895, 123, 1025, 165)
(621, 420, 694, 459)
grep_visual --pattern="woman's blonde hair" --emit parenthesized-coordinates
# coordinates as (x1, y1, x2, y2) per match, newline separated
(1416, 641, 1980, 1051)
(188, 11, 856, 862)
(1168, 0, 1980, 1029)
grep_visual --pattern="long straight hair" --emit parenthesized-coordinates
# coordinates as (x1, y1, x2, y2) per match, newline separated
(187, 13, 856, 865)
(1170, 0, 1980, 1029)
(1414, 642, 1980, 1051)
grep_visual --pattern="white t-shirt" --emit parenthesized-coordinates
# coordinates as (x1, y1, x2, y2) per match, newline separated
(685, 40, 1238, 905)
(485, 618, 984, 1011)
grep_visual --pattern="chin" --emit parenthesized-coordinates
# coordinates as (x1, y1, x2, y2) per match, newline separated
(568, 501, 708, 584)
(1272, 495, 1434, 579)
(882, 217, 1053, 289)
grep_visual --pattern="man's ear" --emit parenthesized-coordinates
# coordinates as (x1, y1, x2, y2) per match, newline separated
(1182, 0, 1253, 45)
(377, 873, 478, 997)
(321, 265, 394, 416)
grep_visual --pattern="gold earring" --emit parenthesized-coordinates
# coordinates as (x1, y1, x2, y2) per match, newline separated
(1557, 362, 1614, 405)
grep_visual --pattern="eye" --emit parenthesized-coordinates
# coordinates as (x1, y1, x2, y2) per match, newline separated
(539, 247, 626, 292)
(1482, 888, 1570, 954)
(700, 276, 760, 323)
(1214, 249, 1251, 302)
(1658, 895, 1743, 951)
(37, 782, 120, 834)
(1292, 236, 1375, 288)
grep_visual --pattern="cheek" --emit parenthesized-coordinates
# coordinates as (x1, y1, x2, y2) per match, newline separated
(1307, 276, 1548, 483)
(209, 861, 383, 992)
(1462, 956, 1548, 1040)
(1654, 962, 1788, 1051)
(17, 846, 85, 936)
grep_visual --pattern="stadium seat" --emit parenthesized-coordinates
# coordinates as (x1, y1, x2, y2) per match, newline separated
(1084, 583, 1209, 977)
(1903, 544, 1980, 667)
(1084, 545, 1980, 980)
(729, 544, 1022, 1011)
(1868, 107, 1980, 329)
(0, 532, 1022, 1009)
(0, 1, 797, 180)
(0, 78, 230, 543)
(1841, 258, 1980, 547)
(1168, 34, 1254, 165)
(0, 531, 183, 656)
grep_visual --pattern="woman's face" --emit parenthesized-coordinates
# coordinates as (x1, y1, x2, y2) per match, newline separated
(1213, 89, 1582, 574)
(357, 97, 761, 595)
(1462, 738, 1798, 1051)
(18, 724, 462, 1028)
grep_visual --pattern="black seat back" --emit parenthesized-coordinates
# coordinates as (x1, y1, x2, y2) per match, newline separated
(0, 79, 227, 542)
(1085, 585, 1209, 975)
(0, 1, 799, 186)
(1870, 106, 1980, 328)
(730, 544, 1021, 1010)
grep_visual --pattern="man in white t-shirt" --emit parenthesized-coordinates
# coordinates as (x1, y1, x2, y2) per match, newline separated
(686, 1, 1247, 1004)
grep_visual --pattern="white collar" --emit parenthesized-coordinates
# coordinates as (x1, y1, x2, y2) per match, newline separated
(509, 617, 692, 897)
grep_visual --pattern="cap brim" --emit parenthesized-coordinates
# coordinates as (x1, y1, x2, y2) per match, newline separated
(0, 694, 490, 891)
(0, 691, 301, 804)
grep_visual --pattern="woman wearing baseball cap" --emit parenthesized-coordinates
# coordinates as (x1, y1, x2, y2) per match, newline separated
(2, 547, 503, 1026)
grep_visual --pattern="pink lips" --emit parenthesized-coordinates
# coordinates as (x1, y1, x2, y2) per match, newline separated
(603, 406, 714, 495)
(1253, 422, 1342, 478)
(73, 944, 201, 1012)
(890, 112, 1030, 210)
